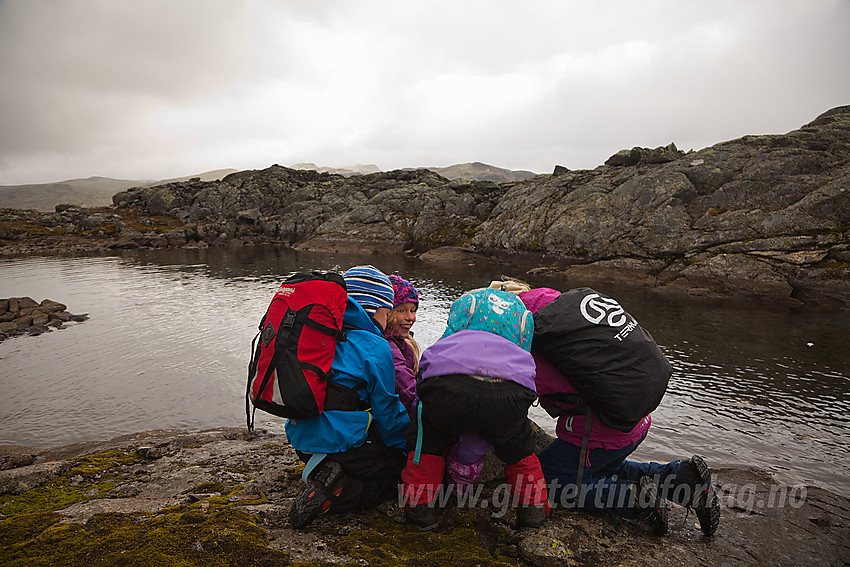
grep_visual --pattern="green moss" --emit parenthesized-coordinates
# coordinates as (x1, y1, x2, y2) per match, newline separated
(192, 482, 227, 494)
(0, 449, 145, 516)
(0, 507, 288, 567)
(0, 219, 57, 236)
(284, 462, 306, 481)
(333, 515, 515, 567)
(262, 443, 291, 456)
(70, 449, 143, 475)
(818, 260, 850, 269)
(0, 444, 284, 567)
(0, 512, 62, 547)
(119, 210, 185, 234)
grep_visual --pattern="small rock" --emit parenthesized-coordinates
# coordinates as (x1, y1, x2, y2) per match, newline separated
(0, 453, 36, 471)
(519, 534, 575, 567)
(137, 446, 162, 460)
(40, 299, 67, 312)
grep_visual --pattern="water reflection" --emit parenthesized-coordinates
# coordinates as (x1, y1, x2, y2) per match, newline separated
(0, 247, 847, 495)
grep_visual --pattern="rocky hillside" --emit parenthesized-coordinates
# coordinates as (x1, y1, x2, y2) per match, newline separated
(1, 107, 847, 307)
(0, 169, 237, 212)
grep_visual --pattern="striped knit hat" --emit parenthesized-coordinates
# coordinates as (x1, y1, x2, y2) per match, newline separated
(343, 265, 394, 315)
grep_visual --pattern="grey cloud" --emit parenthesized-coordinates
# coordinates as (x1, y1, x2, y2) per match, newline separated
(0, 0, 250, 157)
(1, 0, 848, 184)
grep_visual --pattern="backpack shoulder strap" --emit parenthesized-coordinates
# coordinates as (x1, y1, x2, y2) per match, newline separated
(573, 406, 593, 503)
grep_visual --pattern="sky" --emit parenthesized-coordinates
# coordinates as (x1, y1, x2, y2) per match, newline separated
(0, 0, 848, 185)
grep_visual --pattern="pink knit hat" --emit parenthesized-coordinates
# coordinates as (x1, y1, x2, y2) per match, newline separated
(389, 274, 419, 307)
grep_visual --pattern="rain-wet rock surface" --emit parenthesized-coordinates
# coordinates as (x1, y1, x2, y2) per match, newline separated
(1, 428, 847, 566)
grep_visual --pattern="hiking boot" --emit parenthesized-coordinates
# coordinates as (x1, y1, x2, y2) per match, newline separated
(689, 455, 720, 537)
(634, 476, 669, 536)
(695, 483, 720, 537)
(289, 460, 346, 529)
(517, 504, 548, 529)
(406, 503, 438, 531)
(688, 455, 712, 491)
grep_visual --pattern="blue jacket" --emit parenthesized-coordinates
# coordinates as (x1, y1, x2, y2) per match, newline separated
(285, 297, 410, 454)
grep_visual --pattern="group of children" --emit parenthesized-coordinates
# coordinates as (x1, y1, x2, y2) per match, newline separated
(285, 265, 720, 538)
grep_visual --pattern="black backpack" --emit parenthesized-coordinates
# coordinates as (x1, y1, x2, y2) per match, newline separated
(532, 287, 671, 433)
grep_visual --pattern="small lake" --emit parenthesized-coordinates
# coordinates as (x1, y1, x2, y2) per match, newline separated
(1, 246, 848, 495)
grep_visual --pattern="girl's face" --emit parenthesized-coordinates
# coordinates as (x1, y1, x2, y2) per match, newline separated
(387, 302, 417, 337)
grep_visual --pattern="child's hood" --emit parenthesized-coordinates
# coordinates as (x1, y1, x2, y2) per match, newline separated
(420, 330, 536, 392)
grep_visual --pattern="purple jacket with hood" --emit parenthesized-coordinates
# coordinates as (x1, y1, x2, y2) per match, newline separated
(519, 288, 651, 450)
(419, 329, 537, 463)
(386, 332, 418, 420)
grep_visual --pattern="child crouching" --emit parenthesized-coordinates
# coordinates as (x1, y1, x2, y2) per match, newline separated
(400, 288, 549, 530)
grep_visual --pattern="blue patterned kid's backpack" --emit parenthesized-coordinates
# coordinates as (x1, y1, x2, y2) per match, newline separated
(442, 288, 533, 351)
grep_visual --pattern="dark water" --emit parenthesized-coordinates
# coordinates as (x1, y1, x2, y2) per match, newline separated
(1, 247, 847, 495)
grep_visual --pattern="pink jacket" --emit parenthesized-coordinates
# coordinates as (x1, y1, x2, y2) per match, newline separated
(519, 288, 651, 451)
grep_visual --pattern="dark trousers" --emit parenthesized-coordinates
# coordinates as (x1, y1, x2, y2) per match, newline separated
(408, 374, 538, 465)
(538, 435, 694, 516)
(297, 429, 407, 513)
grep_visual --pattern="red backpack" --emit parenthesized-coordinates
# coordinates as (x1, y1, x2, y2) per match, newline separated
(246, 272, 359, 431)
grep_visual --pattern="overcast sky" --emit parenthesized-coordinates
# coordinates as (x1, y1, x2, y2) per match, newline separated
(0, 0, 848, 185)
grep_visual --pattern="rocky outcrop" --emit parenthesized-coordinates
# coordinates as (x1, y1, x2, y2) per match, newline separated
(473, 107, 849, 306)
(2, 107, 848, 307)
(604, 142, 685, 166)
(0, 428, 847, 566)
(0, 296, 88, 342)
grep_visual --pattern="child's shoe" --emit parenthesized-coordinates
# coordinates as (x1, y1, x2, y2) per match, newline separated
(289, 460, 346, 529)
(406, 503, 438, 531)
(634, 476, 669, 536)
(517, 504, 548, 529)
(688, 455, 720, 537)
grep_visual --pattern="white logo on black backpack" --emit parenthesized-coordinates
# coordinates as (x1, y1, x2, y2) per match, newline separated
(579, 293, 627, 327)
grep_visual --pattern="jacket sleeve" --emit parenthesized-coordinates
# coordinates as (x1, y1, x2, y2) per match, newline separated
(389, 340, 418, 418)
(365, 339, 411, 450)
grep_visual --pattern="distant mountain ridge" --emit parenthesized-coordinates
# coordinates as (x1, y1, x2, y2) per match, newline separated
(289, 163, 381, 176)
(0, 169, 237, 212)
(0, 162, 535, 211)
(290, 162, 537, 182)
(417, 162, 537, 183)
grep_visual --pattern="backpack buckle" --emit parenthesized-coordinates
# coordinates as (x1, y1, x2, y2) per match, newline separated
(282, 310, 296, 329)
(262, 321, 276, 347)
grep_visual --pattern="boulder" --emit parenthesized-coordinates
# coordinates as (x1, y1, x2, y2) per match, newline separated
(40, 299, 67, 312)
(0, 297, 88, 342)
(605, 143, 685, 166)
